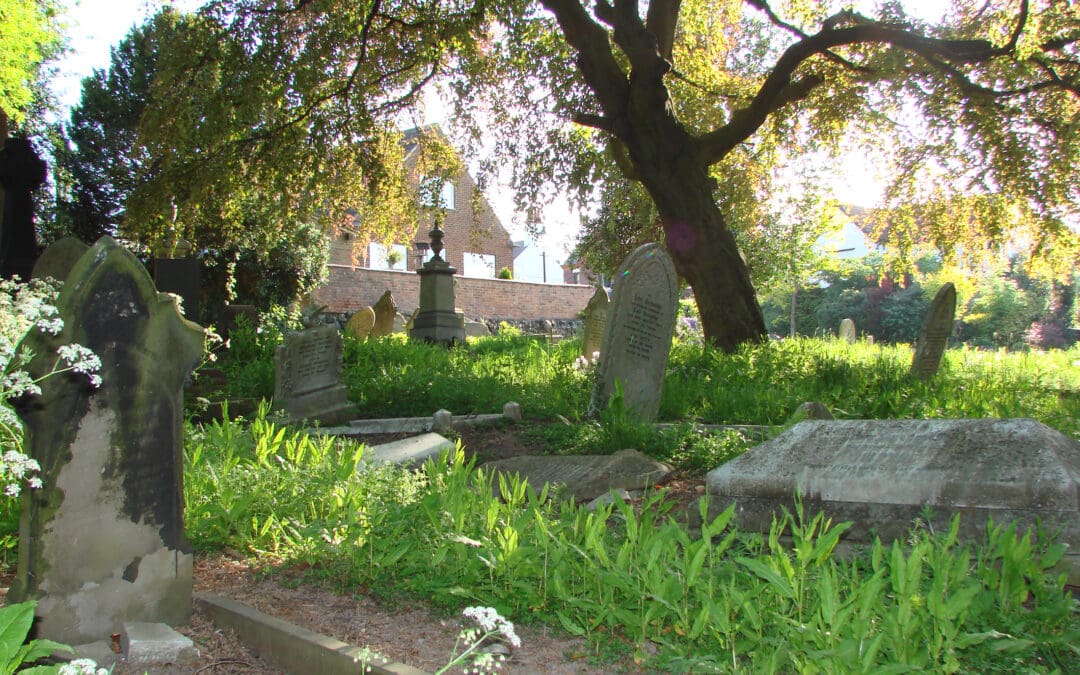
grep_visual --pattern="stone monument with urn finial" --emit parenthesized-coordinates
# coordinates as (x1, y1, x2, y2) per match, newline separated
(409, 224, 465, 346)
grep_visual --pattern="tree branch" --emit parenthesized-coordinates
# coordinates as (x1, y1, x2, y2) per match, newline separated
(698, 21, 1034, 165)
(540, 0, 629, 117)
(645, 0, 681, 62)
(571, 112, 613, 132)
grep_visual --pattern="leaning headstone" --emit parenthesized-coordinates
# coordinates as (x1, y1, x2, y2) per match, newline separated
(392, 312, 407, 334)
(911, 283, 956, 380)
(581, 285, 610, 361)
(838, 318, 856, 344)
(705, 418, 1080, 583)
(273, 324, 353, 423)
(588, 243, 678, 422)
(8, 236, 204, 644)
(370, 290, 397, 338)
(344, 306, 376, 340)
(481, 450, 673, 502)
(32, 236, 89, 281)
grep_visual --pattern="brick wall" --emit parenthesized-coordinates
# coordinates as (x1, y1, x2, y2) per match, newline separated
(311, 265, 595, 320)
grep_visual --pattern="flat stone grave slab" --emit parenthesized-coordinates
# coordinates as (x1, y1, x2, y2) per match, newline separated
(481, 450, 673, 502)
(361, 432, 455, 467)
(705, 419, 1080, 582)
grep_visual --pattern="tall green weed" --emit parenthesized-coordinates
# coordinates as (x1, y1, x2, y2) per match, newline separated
(184, 415, 1079, 672)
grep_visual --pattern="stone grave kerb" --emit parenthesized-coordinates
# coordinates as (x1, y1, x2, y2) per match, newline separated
(9, 236, 205, 643)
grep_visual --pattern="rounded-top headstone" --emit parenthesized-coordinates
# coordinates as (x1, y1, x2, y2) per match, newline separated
(588, 243, 679, 422)
(31, 237, 90, 282)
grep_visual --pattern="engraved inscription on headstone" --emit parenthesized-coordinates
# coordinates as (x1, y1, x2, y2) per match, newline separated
(911, 282, 956, 380)
(273, 324, 353, 422)
(589, 244, 678, 422)
(8, 236, 204, 644)
(581, 285, 610, 360)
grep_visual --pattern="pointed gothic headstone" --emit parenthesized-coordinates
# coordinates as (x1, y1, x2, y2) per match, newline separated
(911, 282, 956, 380)
(588, 243, 678, 422)
(9, 237, 204, 644)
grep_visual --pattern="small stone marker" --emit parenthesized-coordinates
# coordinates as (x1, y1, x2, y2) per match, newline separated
(392, 312, 407, 334)
(217, 303, 259, 341)
(9, 236, 204, 644)
(273, 324, 353, 423)
(371, 290, 397, 338)
(705, 419, 1080, 581)
(789, 401, 833, 422)
(838, 318, 856, 344)
(588, 243, 678, 422)
(482, 450, 672, 502)
(911, 282, 956, 380)
(345, 306, 376, 340)
(464, 318, 491, 338)
(581, 285, 610, 361)
(31, 236, 89, 281)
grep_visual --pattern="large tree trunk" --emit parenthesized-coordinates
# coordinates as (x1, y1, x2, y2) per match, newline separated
(627, 127, 767, 351)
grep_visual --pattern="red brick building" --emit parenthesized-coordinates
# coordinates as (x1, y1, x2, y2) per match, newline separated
(328, 126, 514, 277)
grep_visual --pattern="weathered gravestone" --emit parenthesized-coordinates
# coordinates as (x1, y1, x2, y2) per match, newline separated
(0, 137, 47, 280)
(911, 282, 956, 380)
(345, 306, 376, 340)
(705, 418, 1080, 583)
(31, 236, 89, 281)
(464, 318, 491, 338)
(153, 239, 200, 322)
(838, 318, 856, 344)
(370, 290, 397, 338)
(8, 236, 205, 644)
(217, 303, 259, 341)
(481, 450, 673, 502)
(588, 243, 678, 422)
(273, 324, 353, 423)
(581, 285, 610, 361)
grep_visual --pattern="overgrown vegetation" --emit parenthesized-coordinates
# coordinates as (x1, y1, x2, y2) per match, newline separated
(214, 317, 1080, 438)
(183, 408, 1078, 672)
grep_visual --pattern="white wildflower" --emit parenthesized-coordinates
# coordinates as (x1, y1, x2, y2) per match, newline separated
(3, 370, 41, 397)
(462, 606, 521, 648)
(58, 658, 109, 675)
(57, 344, 102, 373)
(35, 317, 63, 335)
(4, 483, 19, 497)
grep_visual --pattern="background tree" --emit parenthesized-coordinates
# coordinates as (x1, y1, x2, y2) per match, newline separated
(49, 9, 330, 318)
(447, 0, 1080, 350)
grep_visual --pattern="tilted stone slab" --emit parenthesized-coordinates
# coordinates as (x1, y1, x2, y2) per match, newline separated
(705, 419, 1080, 581)
(481, 450, 673, 502)
(361, 432, 455, 467)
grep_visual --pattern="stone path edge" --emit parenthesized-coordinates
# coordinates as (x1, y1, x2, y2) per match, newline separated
(194, 592, 429, 675)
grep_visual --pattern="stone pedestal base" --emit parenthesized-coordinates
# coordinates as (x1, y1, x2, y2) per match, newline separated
(410, 309, 465, 346)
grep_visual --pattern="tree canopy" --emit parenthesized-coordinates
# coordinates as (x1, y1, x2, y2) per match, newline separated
(0, 0, 62, 133)
(79, 0, 1080, 349)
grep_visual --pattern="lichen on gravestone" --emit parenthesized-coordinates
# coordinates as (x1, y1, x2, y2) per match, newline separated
(9, 236, 205, 645)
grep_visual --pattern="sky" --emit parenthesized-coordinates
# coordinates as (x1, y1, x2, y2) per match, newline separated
(50, 0, 950, 264)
